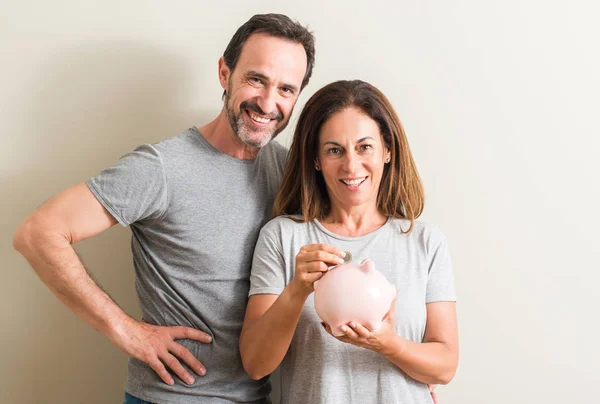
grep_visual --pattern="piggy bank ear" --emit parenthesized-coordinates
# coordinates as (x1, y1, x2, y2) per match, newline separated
(360, 258, 375, 273)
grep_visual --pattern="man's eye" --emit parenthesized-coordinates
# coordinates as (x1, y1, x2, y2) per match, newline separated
(250, 77, 263, 84)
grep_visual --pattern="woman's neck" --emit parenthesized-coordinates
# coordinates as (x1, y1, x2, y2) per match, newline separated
(320, 205, 388, 237)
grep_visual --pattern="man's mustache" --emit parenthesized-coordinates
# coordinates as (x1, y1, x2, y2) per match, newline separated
(240, 101, 283, 122)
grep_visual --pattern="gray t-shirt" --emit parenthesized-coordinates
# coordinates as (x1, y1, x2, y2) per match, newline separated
(87, 127, 287, 404)
(249, 216, 456, 404)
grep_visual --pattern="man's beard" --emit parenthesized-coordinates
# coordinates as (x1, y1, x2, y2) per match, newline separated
(224, 90, 289, 148)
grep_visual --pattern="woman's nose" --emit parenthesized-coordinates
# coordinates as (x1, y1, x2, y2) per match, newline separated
(342, 151, 358, 173)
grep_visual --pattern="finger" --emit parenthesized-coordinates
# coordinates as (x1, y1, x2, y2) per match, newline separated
(428, 384, 438, 404)
(340, 324, 359, 339)
(168, 326, 212, 343)
(148, 358, 174, 385)
(298, 261, 329, 273)
(161, 352, 195, 385)
(321, 322, 336, 337)
(348, 322, 370, 338)
(305, 272, 325, 284)
(302, 250, 345, 266)
(335, 335, 354, 344)
(169, 341, 206, 376)
(322, 323, 355, 344)
(300, 244, 346, 258)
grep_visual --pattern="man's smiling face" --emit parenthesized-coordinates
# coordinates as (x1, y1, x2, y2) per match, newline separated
(221, 33, 308, 148)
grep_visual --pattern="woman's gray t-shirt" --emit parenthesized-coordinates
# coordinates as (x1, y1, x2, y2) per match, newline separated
(249, 216, 456, 404)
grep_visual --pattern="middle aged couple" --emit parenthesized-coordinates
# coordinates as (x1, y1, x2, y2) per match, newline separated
(14, 13, 458, 404)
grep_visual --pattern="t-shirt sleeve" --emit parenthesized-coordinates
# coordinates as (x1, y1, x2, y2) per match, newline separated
(249, 223, 287, 297)
(86, 144, 168, 226)
(425, 227, 457, 303)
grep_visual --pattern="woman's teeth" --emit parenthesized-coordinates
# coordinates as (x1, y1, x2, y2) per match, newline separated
(341, 177, 366, 186)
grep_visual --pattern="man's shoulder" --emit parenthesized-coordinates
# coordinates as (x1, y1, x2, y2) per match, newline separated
(259, 140, 288, 165)
(268, 139, 288, 154)
(149, 127, 200, 154)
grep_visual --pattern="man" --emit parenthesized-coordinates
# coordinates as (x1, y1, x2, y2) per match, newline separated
(13, 14, 314, 404)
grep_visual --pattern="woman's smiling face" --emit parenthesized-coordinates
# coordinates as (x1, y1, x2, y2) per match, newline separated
(316, 107, 391, 211)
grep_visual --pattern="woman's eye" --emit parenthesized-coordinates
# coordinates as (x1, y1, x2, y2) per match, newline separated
(328, 148, 341, 154)
(360, 144, 374, 151)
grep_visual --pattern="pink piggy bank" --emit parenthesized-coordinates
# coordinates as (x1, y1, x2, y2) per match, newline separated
(314, 258, 396, 336)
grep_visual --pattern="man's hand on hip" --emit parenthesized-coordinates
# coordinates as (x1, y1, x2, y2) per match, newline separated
(110, 317, 212, 385)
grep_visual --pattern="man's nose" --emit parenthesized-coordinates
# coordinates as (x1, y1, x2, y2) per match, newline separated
(256, 87, 277, 116)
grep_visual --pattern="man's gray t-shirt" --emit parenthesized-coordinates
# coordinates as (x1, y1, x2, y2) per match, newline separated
(87, 127, 287, 403)
(249, 216, 456, 404)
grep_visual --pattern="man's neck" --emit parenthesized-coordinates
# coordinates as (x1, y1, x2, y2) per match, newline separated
(198, 109, 260, 160)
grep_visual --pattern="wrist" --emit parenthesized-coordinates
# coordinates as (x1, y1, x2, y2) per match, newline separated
(102, 309, 134, 342)
(286, 282, 310, 305)
(378, 334, 405, 357)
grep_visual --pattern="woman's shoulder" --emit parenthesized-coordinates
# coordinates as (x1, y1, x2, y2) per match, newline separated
(387, 217, 447, 244)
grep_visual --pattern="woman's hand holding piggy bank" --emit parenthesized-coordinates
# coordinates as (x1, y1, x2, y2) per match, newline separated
(289, 244, 347, 299)
(314, 258, 396, 340)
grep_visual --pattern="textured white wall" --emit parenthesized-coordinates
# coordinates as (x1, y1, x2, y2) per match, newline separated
(2, 1, 598, 403)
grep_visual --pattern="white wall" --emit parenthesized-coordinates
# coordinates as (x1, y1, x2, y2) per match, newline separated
(2, 1, 598, 403)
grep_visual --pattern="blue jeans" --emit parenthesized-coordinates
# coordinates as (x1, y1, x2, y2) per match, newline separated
(124, 392, 153, 404)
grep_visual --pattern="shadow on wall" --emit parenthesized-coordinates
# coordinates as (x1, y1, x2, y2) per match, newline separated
(2, 42, 215, 403)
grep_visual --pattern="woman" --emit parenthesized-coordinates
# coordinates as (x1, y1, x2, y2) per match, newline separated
(240, 80, 458, 404)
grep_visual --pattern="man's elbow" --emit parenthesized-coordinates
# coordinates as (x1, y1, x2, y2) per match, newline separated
(13, 216, 64, 257)
(13, 218, 35, 254)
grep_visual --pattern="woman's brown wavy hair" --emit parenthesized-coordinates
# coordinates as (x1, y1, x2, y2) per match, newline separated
(273, 80, 424, 233)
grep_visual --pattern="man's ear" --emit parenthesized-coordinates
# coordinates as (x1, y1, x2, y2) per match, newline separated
(218, 56, 230, 90)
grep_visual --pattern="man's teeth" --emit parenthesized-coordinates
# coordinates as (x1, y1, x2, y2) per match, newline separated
(342, 178, 366, 186)
(249, 112, 270, 123)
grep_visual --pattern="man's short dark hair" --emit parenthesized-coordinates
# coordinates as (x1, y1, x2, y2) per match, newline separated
(222, 14, 315, 97)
